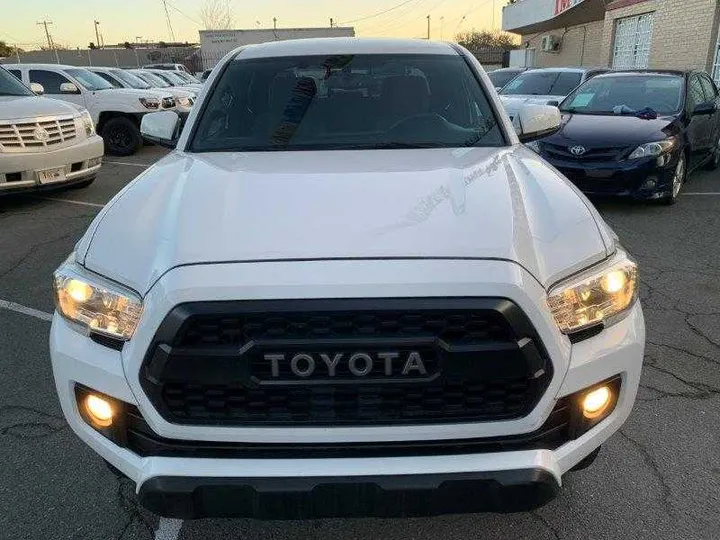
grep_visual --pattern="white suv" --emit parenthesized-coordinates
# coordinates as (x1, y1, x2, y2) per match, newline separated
(50, 39, 645, 520)
(0, 66, 103, 194)
(5, 64, 176, 156)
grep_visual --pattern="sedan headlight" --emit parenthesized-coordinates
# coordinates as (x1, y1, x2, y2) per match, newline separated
(547, 255, 638, 334)
(79, 110, 95, 136)
(628, 138, 675, 159)
(177, 96, 192, 107)
(53, 257, 143, 341)
(139, 97, 160, 110)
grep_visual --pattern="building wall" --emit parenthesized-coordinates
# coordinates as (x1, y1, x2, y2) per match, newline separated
(600, 0, 719, 71)
(521, 19, 604, 67)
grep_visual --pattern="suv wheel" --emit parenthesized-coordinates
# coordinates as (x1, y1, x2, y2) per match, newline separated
(102, 117, 141, 156)
(661, 154, 686, 206)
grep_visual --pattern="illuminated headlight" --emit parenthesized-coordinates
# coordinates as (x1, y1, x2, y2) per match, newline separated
(628, 138, 675, 159)
(79, 110, 94, 136)
(53, 255, 143, 341)
(547, 254, 638, 335)
(139, 97, 160, 110)
(177, 96, 192, 107)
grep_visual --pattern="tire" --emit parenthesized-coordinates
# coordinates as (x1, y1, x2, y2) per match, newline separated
(660, 153, 686, 206)
(68, 176, 95, 190)
(570, 446, 601, 472)
(101, 116, 142, 156)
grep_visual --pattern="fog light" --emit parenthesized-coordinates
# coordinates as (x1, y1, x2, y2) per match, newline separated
(582, 386, 612, 419)
(642, 176, 658, 190)
(84, 394, 113, 427)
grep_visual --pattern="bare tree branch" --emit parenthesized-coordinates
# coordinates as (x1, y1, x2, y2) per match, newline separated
(199, 0, 235, 30)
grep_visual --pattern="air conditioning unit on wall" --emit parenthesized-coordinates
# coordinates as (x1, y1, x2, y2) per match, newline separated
(541, 35, 561, 52)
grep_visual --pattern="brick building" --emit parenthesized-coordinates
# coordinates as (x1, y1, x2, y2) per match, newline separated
(502, 0, 720, 81)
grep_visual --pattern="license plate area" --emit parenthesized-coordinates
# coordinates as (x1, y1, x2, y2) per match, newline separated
(37, 167, 66, 184)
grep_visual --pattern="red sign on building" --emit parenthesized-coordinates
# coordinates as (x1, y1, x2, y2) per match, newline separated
(555, 0, 583, 15)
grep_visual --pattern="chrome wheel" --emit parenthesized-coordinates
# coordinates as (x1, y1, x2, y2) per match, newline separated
(671, 156, 685, 199)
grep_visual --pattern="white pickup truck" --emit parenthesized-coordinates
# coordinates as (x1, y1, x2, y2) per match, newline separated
(0, 65, 103, 194)
(4, 64, 176, 156)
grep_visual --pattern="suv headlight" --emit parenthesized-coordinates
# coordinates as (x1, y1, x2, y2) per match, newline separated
(139, 97, 160, 110)
(177, 96, 192, 107)
(79, 110, 94, 136)
(547, 254, 638, 335)
(53, 256, 143, 341)
(628, 138, 675, 159)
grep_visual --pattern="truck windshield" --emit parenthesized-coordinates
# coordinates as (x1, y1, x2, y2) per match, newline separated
(110, 69, 151, 89)
(66, 68, 114, 91)
(0, 67, 33, 96)
(190, 53, 504, 152)
(560, 75, 685, 115)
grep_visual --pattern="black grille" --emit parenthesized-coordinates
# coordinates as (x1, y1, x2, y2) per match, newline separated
(558, 167, 640, 194)
(141, 299, 552, 427)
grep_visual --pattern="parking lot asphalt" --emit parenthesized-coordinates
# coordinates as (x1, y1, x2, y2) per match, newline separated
(0, 146, 718, 540)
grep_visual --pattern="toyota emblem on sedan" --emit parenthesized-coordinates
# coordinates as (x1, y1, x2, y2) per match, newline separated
(569, 145, 587, 156)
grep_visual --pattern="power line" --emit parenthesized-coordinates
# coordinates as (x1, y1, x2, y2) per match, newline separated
(363, 0, 429, 34)
(161, 0, 177, 41)
(379, 0, 449, 34)
(164, 0, 203, 27)
(338, 0, 420, 25)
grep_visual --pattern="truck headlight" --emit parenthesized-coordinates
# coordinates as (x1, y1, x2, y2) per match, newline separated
(79, 110, 95, 136)
(139, 97, 160, 110)
(547, 255, 638, 334)
(53, 257, 143, 341)
(628, 138, 675, 159)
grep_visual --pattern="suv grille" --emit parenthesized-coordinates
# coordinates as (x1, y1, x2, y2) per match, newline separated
(162, 97, 176, 109)
(0, 115, 77, 153)
(141, 299, 552, 427)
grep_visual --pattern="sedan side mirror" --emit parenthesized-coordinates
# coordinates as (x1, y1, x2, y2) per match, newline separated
(693, 101, 717, 116)
(30, 82, 45, 95)
(141, 110, 181, 149)
(59, 82, 80, 94)
(546, 100, 560, 107)
(516, 104, 562, 143)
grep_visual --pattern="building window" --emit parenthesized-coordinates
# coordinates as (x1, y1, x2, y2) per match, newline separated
(713, 36, 720, 84)
(612, 13, 655, 69)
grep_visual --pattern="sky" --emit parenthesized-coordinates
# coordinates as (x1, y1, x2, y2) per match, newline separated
(0, 0, 502, 50)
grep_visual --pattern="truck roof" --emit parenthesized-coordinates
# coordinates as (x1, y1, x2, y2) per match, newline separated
(235, 38, 458, 59)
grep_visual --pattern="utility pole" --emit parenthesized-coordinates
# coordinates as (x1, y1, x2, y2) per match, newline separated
(427, 15, 431, 40)
(273, 17, 278, 30)
(37, 20, 53, 50)
(94, 21, 101, 49)
(440, 16, 445, 40)
(161, 0, 176, 42)
(330, 18, 334, 28)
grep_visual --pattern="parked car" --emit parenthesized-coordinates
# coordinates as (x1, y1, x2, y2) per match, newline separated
(529, 70, 720, 204)
(488, 66, 528, 91)
(5, 64, 176, 156)
(0, 65, 103, 194)
(172, 71, 203, 85)
(143, 68, 204, 94)
(142, 63, 189, 73)
(199, 69, 212, 82)
(499, 67, 606, 121)
(87, 67, 195, 116)
(50, 38, 644, 520)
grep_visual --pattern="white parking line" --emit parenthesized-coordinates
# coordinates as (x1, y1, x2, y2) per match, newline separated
(0, 299, 53, 322)
(32, 197, 105, 208)
(104, 160, 152, 168)
(154, 518, 183, 540)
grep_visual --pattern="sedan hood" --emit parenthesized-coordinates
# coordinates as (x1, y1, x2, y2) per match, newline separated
(82, 147, 612, 294)
(546, 113, 679, 147)
(500, 95, 563, 111)
(0, 95, 81, 120)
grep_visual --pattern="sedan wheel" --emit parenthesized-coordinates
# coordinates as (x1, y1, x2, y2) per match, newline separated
(662, 154, 686, 205)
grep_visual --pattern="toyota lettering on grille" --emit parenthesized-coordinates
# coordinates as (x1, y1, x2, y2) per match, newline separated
(263, 351, 430, 381)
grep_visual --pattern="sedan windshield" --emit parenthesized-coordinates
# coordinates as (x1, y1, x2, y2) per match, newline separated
(0, 67, 32, 96)
(488, 69, 522, 89)
(66, 68, 114, 91)
(560, 75, 684, 115)
(190, 54, 504, 152)
(155, 71, 186, 85)
(501, 71, 582, 96)
(110, 69, 151, 89)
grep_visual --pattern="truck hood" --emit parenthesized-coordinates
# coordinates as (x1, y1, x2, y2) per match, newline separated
(0, 95, 82, 120)
(81, 147, 612, 294)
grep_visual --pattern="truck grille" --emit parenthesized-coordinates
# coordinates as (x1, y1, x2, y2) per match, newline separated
(141, 299, 552, 427)
(0, 115, 77, 153)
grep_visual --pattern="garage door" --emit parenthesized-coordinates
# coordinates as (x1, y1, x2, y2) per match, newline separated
(612, 13, 655, 69)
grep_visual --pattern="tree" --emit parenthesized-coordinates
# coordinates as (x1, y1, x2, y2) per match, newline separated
(0, 41, 23, 58)
(455, 30, 518, 51)
(200, 0, 234, 30)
